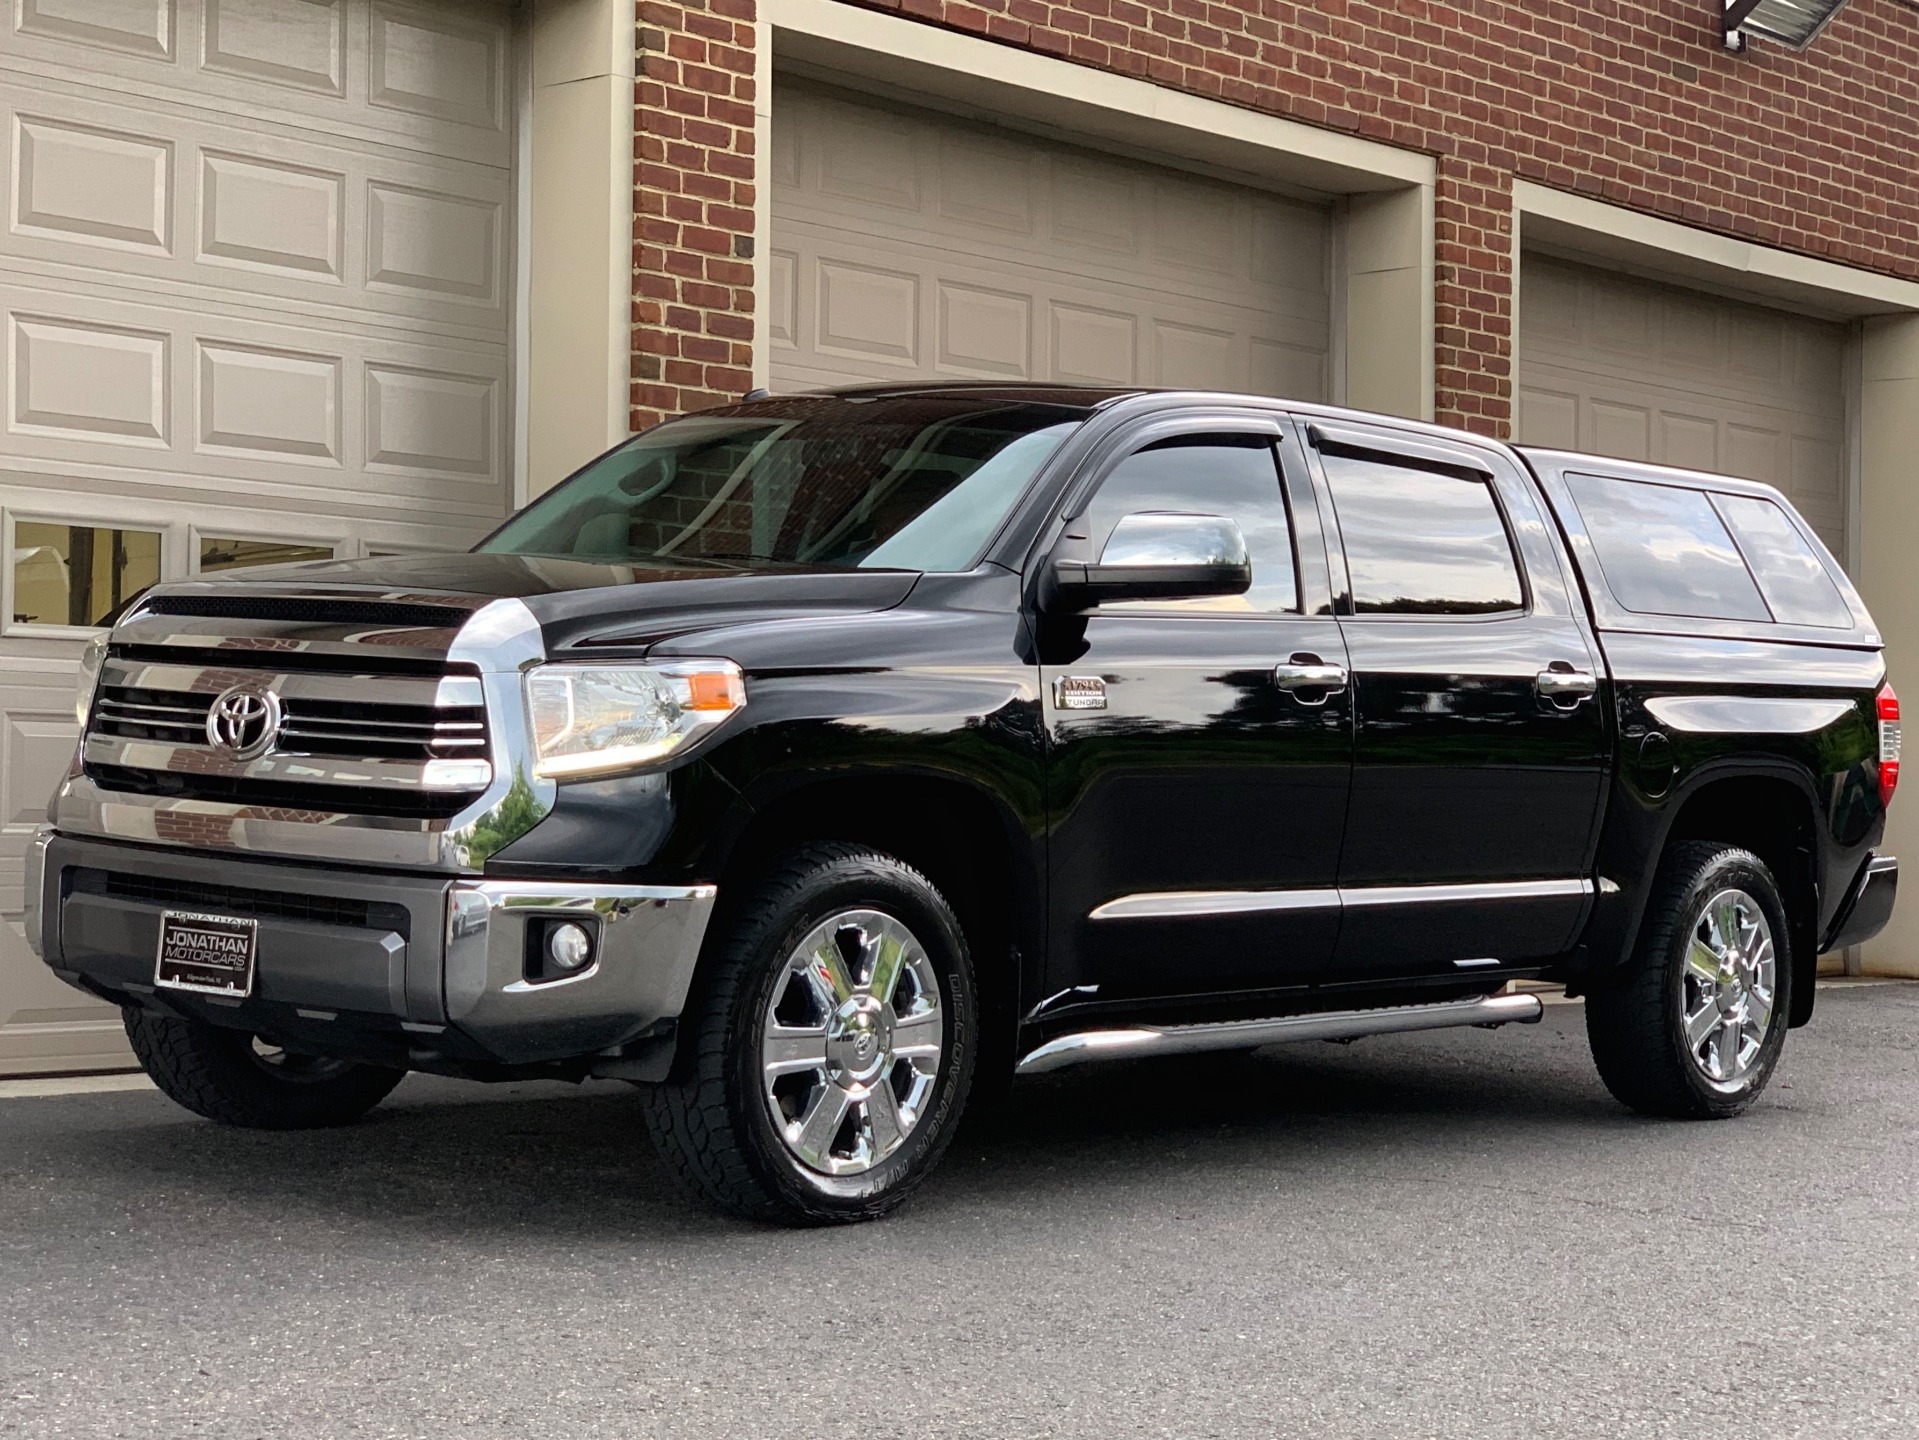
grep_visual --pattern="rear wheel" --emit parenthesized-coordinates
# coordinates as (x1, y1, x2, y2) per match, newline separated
(124, 1009, 405, 1129)
(1586, 842, 1792, 1119)
(642, 844, 976, 1225)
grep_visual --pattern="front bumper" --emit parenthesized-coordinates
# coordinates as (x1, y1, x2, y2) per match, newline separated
(29, 829, 715, 1075)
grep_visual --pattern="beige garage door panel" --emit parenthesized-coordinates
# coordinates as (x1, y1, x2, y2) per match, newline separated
(0, 0, 518, 1074)
(1518, 255, 1848, 555)
(10, 0, 513, 169)
(4, 271, 510, 520)
(771, 83, 1331, 399)
(6, 77, 512, 338)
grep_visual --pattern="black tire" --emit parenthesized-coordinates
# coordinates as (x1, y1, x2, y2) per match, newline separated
(124, 1009, 404, 1129)
(1586, 842, 1794, 1119)
(642, 843, 977, 1225)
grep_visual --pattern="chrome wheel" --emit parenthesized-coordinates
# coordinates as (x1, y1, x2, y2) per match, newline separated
(760, 908, 944, 1177)
(1681, 887, 1777, 1090)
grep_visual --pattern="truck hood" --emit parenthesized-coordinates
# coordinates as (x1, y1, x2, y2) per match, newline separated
(141, 551, 924, 652)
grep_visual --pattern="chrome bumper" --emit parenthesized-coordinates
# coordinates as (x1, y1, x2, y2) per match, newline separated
(444, 880, 716, 1062)
(23, 823, 52, 957)
(34, 834, 716, 1070)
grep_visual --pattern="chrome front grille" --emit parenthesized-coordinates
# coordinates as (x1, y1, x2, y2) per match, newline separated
(82, 654, 496, 814)
(90, 684, 487, 763)
(92, 689, 209, 744)
(55, 585, 554, 872)
(280, 698, 487, 761)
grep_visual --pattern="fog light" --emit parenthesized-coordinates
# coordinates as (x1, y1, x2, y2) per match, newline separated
(547, 921, 593, 973)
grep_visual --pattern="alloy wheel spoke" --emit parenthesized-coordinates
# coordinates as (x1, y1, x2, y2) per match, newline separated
(1685, 1000, 1722, 1053)
(1686, 939, 1722, 988)
(763, 1025, 829, 1075)
(862, 1081, 906, 1156)
(890, 1006, 942, 1060)
(1712, 1017, 1742, 1079)
(805, 939, 856, 1008)
(791, 1084, 853, 1164)
(1711, 896, 1743, 957)
(866, 930, 910, 1006)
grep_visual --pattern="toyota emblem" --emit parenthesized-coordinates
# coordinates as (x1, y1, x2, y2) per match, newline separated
(204, 685, 283, 759)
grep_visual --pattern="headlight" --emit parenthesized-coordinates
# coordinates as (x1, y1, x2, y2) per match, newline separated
(525, 660, 745, 779)
(75, 633, 108, 727)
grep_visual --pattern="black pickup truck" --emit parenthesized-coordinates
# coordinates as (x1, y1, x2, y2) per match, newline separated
(28, 384, 1900, 1224)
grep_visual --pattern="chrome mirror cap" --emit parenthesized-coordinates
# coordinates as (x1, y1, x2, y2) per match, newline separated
(1099, 512, 1248, 569)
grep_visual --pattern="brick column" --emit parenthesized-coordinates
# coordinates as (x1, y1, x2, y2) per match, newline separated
(1433, 158, 1515, 438)
(631, 0, 760, 430)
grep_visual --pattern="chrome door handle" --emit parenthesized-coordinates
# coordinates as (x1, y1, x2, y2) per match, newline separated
(1274, 655, 1348, 704)
(1536, 663, 1597, 708)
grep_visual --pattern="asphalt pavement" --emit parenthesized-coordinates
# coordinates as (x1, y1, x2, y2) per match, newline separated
(4, 983, 1918, 1439)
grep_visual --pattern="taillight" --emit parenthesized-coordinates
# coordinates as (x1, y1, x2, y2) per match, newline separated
(1879, 683, 1901, 808)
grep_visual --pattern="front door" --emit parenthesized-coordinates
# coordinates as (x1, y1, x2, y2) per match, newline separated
(1302, 419, 1609, 978)
(1039, 417, 1352, 1005)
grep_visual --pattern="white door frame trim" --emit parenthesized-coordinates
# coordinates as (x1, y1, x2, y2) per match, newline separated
(1514, 180, 1919, 321)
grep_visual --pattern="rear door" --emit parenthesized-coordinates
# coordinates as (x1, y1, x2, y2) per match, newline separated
(1040, 415, 1351, 1003)
(1300, 419, 1609, 977)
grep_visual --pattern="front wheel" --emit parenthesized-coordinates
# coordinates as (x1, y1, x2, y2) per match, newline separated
(124, 1009, 405, 1129)
(642, 844, 977, 1225)
(1586, 842, 1793, 1119)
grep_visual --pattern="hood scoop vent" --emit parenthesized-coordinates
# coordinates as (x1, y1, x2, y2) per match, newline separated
(143, 594, 474, 629)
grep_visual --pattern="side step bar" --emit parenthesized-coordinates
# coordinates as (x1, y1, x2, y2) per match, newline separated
(1015, 992, 1545, 1076)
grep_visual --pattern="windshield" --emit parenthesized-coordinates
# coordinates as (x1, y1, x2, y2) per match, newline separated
(481, 396, 1086, 572)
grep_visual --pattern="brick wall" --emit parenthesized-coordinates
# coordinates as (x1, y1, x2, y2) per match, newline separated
(629, 0, 1919, 436)
(632, 0, 761, 430)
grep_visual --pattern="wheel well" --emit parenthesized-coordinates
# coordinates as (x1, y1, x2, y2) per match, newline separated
(1662, 775, 1819, 1023)
(706, 775, 1035, 1081)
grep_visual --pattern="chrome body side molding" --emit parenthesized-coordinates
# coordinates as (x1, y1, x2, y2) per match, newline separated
(1090, 877, 1593, 921)
(1016, 992, 1545, 1075)
(1644, 695, 1855, 735)
(1342, 878, 1593, 908)
(1088, 888, 1340, 920)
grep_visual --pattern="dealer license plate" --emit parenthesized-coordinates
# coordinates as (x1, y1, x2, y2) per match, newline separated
(154, 910, 258, 997)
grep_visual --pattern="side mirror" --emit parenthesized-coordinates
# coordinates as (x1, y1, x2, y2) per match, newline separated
(1050, 512, 1252, 608)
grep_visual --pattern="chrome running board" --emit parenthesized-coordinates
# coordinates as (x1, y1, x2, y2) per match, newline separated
(1015, 992, 1545, 1076)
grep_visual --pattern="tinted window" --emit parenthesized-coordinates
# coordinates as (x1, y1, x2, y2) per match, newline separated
(1320, 451, 1523, 614)
(1085, 435, 1297, 614)
(1566, 473, 1769, 623)
(1716, 494, 1852, 629)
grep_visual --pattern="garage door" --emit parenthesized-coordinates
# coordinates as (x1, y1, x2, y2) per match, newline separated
(0, 0, 519, 1074)
(1518, 255, 1848, 557)
(770, 82, 1331, 400)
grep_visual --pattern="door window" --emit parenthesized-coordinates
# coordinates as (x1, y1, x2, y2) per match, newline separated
(1085, 435, 1298, 614)
(1320, 451, 1523, 615)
